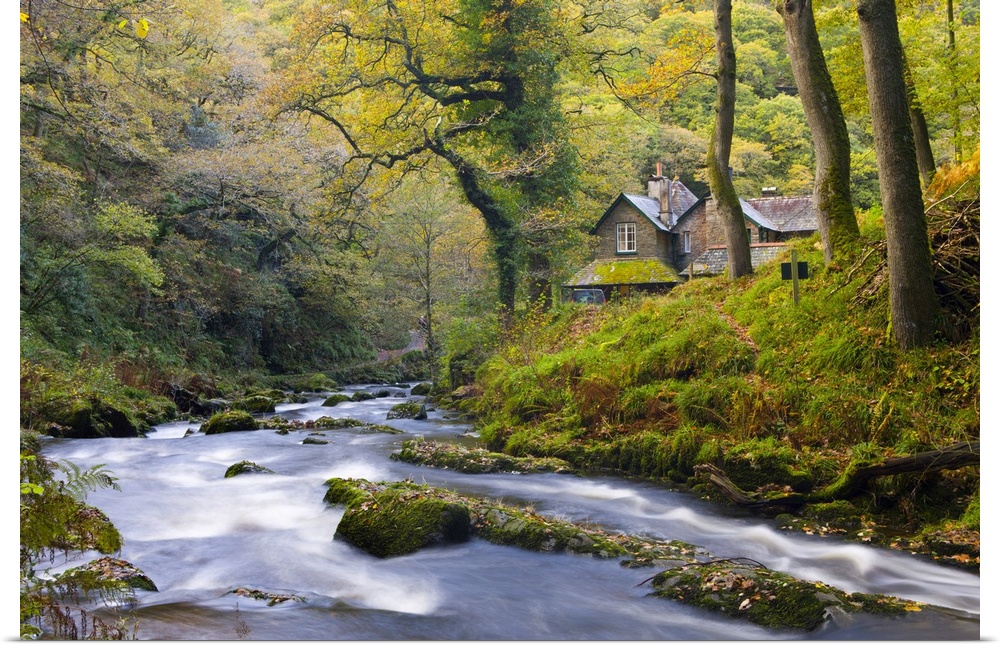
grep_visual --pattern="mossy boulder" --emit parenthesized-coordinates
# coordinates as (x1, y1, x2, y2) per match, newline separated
(393, 439, 575, 474)
(324, 478, 471, 558)
(224, 460, 276, 478)
(231, 395, 277, 414)
(302, 436, 330, 445)
(323, 478, 637, 560)
(312, 417, 403, 434)
(322, 394, 351, 407)
(44, 396, 140, 439)
(350, 391, 376, 402)
(59, 557, 157, 592)
(314, 416, 368, 429)
(410, 382, 432, 396)
(201, 411, 258, 435)
(649, 561, 911, 631)
(292, 373, 339, 393)
(373, 389, 391, 398)
(471, 506, 626, 556)
(386, 401, 427, 420)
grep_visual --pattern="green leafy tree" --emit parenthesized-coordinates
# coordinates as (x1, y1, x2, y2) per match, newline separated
(273, 0, 584, 318)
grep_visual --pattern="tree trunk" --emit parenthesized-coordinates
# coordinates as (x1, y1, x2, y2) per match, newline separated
(946, 0, 964, 162)
(856, 0, 939, 349)
(902, 52, 936, 187)
(778, 0, 859, 264)
(709, 0, 752, 279)
(429, 137, 519, 321)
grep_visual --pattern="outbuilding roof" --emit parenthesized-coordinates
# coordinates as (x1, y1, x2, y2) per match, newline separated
(689, 243, 789, 275)
(745, 196, 817, 232)
(565, 257, 682, 286)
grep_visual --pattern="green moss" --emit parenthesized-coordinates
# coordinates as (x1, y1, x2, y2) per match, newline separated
(231, 395, 277, 414)
(292, 373, 339, 393)
(201, 410, 258, 434)
(721, 437, 808, 491)
(650, 562, 909, 631)
(224, 460, 275, 478)
(313, 416, 367, 429)
(322, 394, 351, 406)
(386, 401, 426, 420)
(410, 382, 432, 395)
(324, 479, 471, 558)
(585, 258, 682, 284)
(350, 391, 376, 402)
(393, 438, 575, 474)
(59, 556, 157, 593)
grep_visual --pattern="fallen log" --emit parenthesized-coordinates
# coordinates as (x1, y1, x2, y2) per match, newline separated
(817, 440, 979, 501)
(696, 440, 979, 508)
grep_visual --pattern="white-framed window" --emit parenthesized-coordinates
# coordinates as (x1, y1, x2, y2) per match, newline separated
(683, 230, 691, 253)
(616, 222, 636, 253)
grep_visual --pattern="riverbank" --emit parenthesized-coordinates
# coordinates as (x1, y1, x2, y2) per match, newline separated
(437, 176, 979, 571)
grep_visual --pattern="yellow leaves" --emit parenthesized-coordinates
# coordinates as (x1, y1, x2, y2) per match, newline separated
(21, 12, 29, 22)
(115, 17, 149, 38)
(903, 603, 923, 612)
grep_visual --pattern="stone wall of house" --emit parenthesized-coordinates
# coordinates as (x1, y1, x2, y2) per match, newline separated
(594, 202, 669, 260)
(672, 204, 708, 272)
(672, 200, 764, 272)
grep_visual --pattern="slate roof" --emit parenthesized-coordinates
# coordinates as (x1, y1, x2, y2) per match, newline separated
(690, 243, 789, 276)
(590, 181, 703, 234)
(566, 257, 682, 286)
(745, 196, 817, 232)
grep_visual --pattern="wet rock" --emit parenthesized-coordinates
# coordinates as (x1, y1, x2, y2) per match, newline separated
(392, 438, 575, 474)
(322, 394, 351, 407)
(302, 436, 330, 445)
(324, 478, 471, 558)
(44, 397, 140, 439)
(350, 391, 376, 402)
(60, 556, 157, 592)
(225, 460, 276, 478)
(228, 587, 304, 606)
(386, 402, 426, 420)
(649, 560, 912, 631)
(231, 395, 277, 414)
(410, 382, 433, 396)
(201, 411, 258, 435)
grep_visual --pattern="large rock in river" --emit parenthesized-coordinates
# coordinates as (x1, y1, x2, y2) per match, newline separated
(44, 397, 140, 439)
(201, 411, 258, 435)
(324, 478, 470, 558)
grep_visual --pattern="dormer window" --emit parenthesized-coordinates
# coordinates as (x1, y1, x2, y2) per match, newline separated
(616, 222, 636, 253)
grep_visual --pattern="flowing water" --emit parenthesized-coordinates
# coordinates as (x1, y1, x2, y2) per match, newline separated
(36, 386, 980, 640)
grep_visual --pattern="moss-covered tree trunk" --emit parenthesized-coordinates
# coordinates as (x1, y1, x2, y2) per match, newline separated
(777, 0, 859, 264)
(902, 52, 936, 187)
(709, 0, 752, 279)
(856, 0, 940, 349)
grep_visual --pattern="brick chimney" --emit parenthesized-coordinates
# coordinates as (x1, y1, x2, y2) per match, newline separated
(647, 162, 674, 226)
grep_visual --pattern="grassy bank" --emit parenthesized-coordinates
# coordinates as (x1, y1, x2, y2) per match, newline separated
(460, 167, 979, 568)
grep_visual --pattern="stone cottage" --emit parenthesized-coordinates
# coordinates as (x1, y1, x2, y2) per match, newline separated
(564, 168, 819, 300)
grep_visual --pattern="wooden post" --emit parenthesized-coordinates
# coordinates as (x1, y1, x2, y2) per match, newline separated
(688, 262, 694, 281)
(791, 249, 800, 305)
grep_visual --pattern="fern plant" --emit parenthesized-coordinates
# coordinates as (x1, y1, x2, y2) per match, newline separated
(20, 435, 137, 640)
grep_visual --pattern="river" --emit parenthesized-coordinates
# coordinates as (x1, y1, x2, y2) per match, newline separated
(35, 385, 980, 640)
